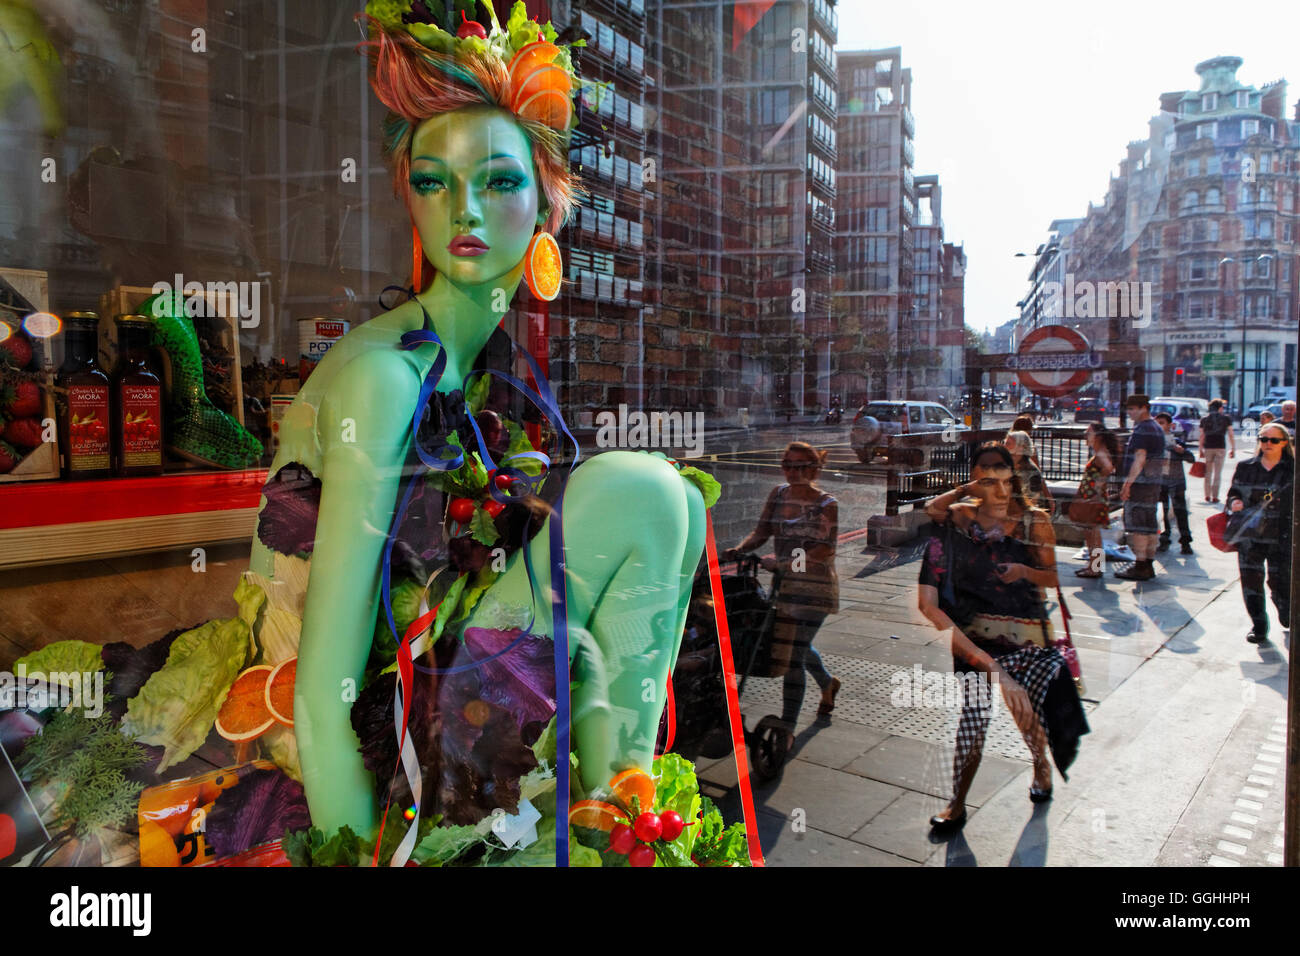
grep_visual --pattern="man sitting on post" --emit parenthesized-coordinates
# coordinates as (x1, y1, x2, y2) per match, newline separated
(1116, 394, 1166, 581)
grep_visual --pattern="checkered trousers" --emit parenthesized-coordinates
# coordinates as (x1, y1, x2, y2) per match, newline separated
(952, 645, 1064, 796)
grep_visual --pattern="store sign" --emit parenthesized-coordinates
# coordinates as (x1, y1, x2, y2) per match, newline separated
(1005, 325, 1101, 398)
(1203, 353, 1237, 372)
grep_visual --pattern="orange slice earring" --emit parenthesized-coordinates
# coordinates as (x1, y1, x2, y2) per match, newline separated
(522, 231, 562, 301)
(411, 223, 425, 293)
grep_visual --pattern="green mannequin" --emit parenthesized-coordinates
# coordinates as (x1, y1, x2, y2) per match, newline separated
(249, 105, 706, 836)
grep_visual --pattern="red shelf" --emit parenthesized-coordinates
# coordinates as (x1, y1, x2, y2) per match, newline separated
(0, 469, 269, 530)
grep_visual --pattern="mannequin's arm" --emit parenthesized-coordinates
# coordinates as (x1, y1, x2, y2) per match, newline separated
(295, 349, 424, 836)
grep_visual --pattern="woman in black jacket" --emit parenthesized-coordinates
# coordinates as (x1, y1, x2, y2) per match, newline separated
(1226, 422, 1294, 644)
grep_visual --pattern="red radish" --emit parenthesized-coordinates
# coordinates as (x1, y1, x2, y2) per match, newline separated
(448, 498, 476, 523)
(659, 810, 684, 842)
(608, 823, 636, 855)
(628, 844, 655, 867)
(633, 812, 662, 843)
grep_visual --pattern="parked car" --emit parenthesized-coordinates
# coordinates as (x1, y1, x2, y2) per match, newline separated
(1073, 398, 1106, 424)
(1150, 397, 1209, 445)
(1241, 401, 1284, 425)
(849, 400, 968, 464)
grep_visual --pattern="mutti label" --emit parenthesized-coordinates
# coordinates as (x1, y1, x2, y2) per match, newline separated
(121, 384, 162, 467)
(68, 384, 110, 470)
(313, 321, 347, 338)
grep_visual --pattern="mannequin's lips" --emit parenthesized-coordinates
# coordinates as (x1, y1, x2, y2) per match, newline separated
(449, 236, 489, 256)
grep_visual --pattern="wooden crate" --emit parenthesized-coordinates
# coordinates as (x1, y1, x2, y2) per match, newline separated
(98, 284, 245, 426)
(0, 267, 59, 483)
(0, 374, 59, 483)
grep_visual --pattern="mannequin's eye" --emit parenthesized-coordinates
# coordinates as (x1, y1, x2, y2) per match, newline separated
(410, 174, 445, 195)
(486, 174, 525, 192)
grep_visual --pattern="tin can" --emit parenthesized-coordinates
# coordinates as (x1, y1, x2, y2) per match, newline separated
(298, 318, 348, 382)
(269, 394, 296, 457)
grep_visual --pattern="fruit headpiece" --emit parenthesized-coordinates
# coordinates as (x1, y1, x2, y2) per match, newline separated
(359, 0, 582, 237)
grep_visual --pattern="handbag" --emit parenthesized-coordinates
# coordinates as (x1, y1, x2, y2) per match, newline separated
(1207, 492, 1275, 553)
(1189, 460, 1206, 478)
(1206, 511, 1233, 552)
(1067, 497, 1108, 526)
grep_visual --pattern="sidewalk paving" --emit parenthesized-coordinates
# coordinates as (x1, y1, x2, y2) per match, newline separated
(699, 502, 1291, 867)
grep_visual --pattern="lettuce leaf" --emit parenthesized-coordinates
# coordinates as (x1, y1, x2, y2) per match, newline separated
(465, 372, 491, 416)
(677, 464, 721, 509)
(652, 753, 703, 856)
(15, 641, 104, 683)
(232, 575, 266, 662)
(283, 825, 363, 867)
(120, 617, 249, 772)
(502, 419, 544, 477)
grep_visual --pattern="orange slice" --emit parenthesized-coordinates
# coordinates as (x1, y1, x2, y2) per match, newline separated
(138, 820, 180, 868)
(609, 768, 656, 813)
(215, 664, 275, 742)
(511, 64, 571, 114)
(507, 40, 561, 89)
(516, 89, 572, 130)
(567, 799, 623, 832)
(265, 657, 297, 727)
(523, 231, 562, 301)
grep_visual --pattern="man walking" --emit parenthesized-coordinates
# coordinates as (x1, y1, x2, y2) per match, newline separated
(1156, 411, 1194, 554)
(1198, 398, 1235, 502)
(1116, 394, 1166, 581)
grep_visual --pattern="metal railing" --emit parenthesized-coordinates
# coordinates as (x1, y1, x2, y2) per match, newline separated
(879, 426, 1126, 515)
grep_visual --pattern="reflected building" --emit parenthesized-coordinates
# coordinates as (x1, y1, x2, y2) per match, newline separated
(1036, 56, 1298, 408)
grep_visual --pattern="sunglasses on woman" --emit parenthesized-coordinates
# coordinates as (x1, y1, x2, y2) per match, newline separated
(782, 460, 816, 470)
(1259, 436, 1287, 444)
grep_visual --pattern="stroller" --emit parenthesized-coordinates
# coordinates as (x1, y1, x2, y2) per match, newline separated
(663, 553, 791, 782)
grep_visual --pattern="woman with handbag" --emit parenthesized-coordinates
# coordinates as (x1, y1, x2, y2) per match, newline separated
(1071, 423, 1120, 577)
(918, 443, 1077, 831)
(1225, 422, 1294, 644)
(724, 442, 841, 748)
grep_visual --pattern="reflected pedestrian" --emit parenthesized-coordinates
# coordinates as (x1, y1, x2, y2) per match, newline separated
(918, 444, 1071, 830)
(1072, 423, 1119, 577)
(1226, 423, 1294, 644)
(724, 442, 841, 746)
(1155, 412, 1194, 554)
(1197, 398, 1235, 503)
(1115, 394, 1165, 581)
(1005, 430, 1053, 513)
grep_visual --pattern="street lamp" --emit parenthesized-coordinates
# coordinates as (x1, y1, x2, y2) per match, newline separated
(1219, 253, 1275, 414)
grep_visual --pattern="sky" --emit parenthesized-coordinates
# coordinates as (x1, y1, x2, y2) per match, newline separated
(834, 0, 1300, 331)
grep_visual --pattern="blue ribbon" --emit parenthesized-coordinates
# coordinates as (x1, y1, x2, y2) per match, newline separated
(376, 288, 582, 866)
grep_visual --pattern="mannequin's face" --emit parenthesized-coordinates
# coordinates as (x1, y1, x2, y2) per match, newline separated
(408, 106, 546, 290)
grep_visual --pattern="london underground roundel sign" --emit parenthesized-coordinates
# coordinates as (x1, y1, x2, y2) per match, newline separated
(1008, 325, 1101, 399)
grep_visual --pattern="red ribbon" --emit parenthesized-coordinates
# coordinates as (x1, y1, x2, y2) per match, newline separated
(705, 513, 766, 867)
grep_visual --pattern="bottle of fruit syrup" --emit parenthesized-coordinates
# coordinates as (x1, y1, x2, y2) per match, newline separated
(55, 311, 111, 480)
(111, 314, 164, 476)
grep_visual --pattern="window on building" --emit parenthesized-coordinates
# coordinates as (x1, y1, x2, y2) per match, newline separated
(1242, 119, 1260, 138)
(1207, 154, 1221, 174)
(1181, 190, 1199, 212)
(1197, 122, 1216, 140)
(1236, 90, 1251, 108)
(1205, 187, 1221, 205)
(1202, 92, 1217, 111)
